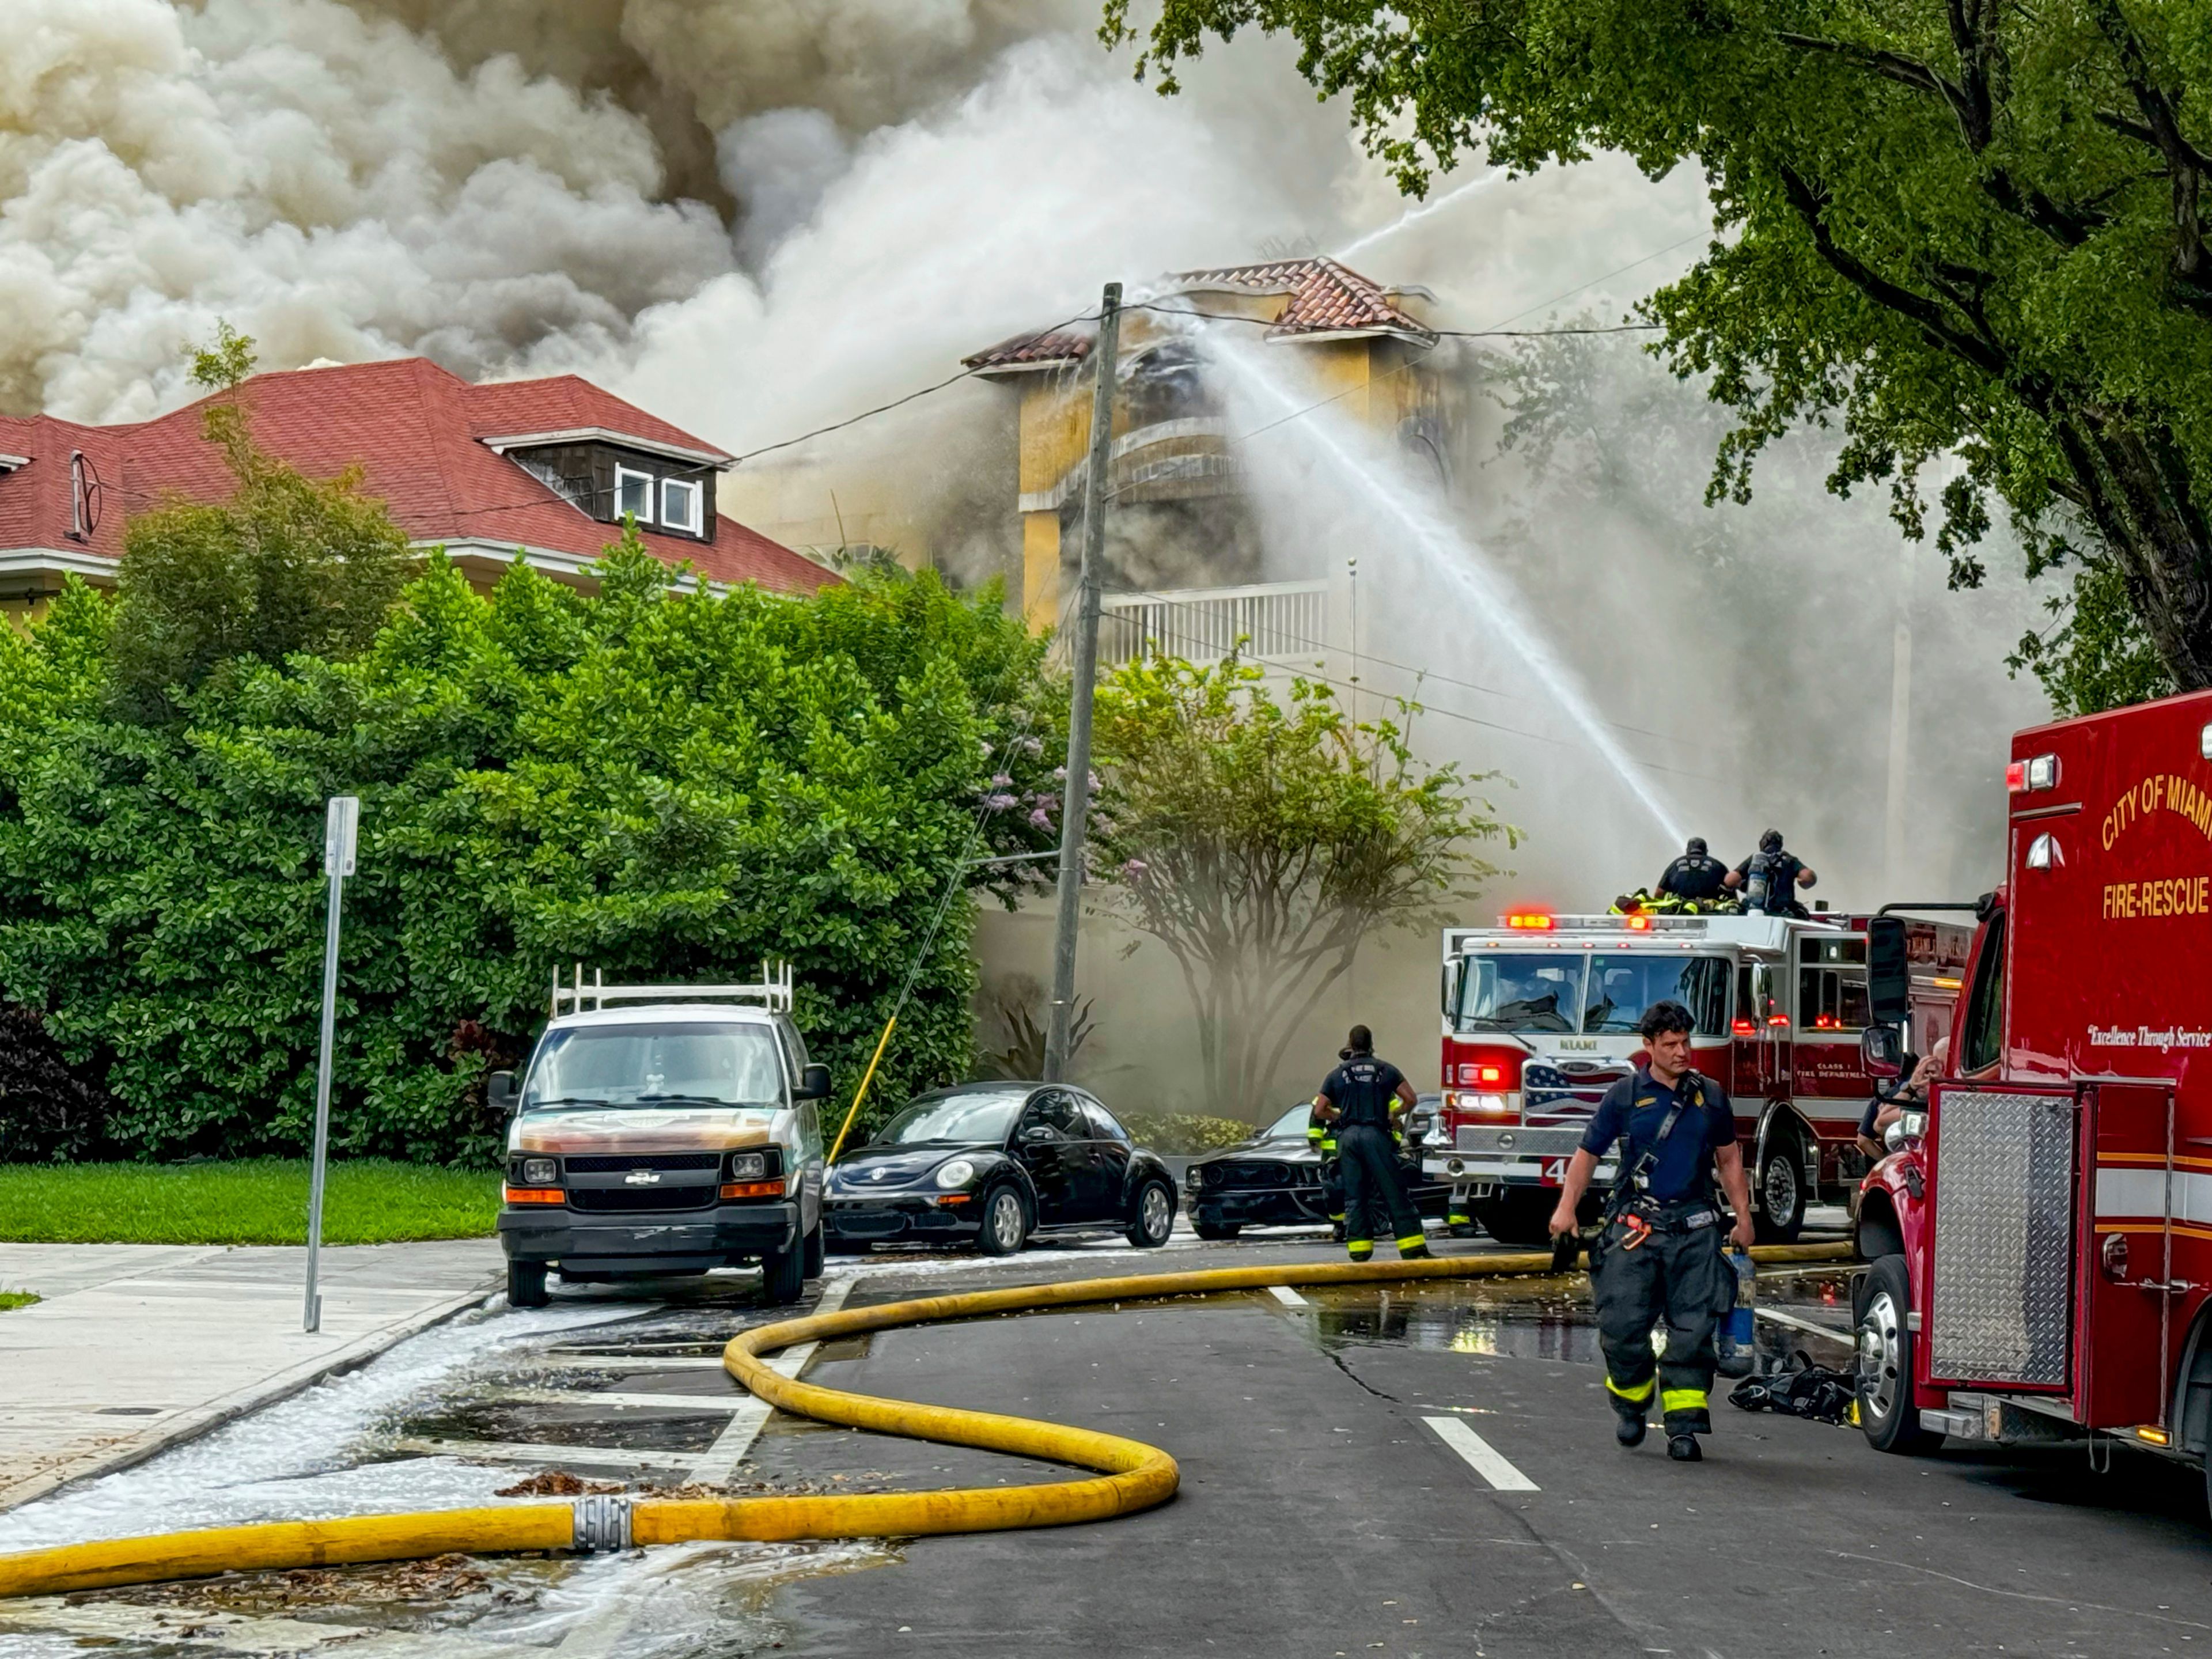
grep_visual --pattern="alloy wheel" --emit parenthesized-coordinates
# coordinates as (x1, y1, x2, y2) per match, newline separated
(1858, 1289, 1904, 1424)
(1140, 1184, 1173, 1243)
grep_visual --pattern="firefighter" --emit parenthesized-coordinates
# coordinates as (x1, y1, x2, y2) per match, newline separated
(1725, 829, 1817, 917)
(1548, 1000, 1755, 1461)
(1313, 1025, 1432, 1263)
(1654, 837, 1728, 904)
(1308, 1101, 1346, 1240)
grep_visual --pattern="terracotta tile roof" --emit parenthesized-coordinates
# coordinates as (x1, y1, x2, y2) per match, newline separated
(1168, 257, 1433, 341)
(0, 359, 830, 594)
(961, 328, 1095, 372)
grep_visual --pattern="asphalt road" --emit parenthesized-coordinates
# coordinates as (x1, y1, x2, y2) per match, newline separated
(750, 1235, 2212, 1659)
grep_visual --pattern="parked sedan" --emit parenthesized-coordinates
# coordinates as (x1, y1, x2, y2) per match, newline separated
(825, 1082, 1179, 1255)
(1184, 1098, 1453, 1241)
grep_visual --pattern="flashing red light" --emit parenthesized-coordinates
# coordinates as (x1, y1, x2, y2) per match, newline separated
(1731, 1018, 1755, 1036)
(1768, 1014, 1790, 1028)
(1626, 914, 1652, 931)
(1507, 911, 1555, 931)
(2006, 759, 2027, 793)
(1476, 1064, 1504, 1085)
(1815, 1013, 1838, 1029)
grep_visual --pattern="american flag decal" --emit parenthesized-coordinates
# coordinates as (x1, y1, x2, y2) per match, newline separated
(1523, 1064, 1623, 1117)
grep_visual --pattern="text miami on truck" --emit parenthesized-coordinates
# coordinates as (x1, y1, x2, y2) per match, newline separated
(1428, 907, 1972, 1248)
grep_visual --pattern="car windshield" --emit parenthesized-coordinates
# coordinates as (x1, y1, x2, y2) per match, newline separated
(1584, 954, 1732, 1036)
(1456, 954, 1585, 1033)
(1260, 1104, 1311, 1141)
(873, 1090, 1029, 1146)
(522, 1022, 785, 1109)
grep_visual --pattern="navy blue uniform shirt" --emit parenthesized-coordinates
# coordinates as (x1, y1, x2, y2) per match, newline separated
(1656, 854, 1728, 901)
(1578, 1066, 1736, 1205)
(1321, 1056, 1406, 1131)
(1733, 850, 1806, 911)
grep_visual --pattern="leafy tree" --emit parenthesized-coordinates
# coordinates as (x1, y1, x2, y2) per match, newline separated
(1091, 653, 1510, 1121)
(110, 327, 413, 720)
(1110, 0, 2212, 710)
(0, 545, 1059, 1164)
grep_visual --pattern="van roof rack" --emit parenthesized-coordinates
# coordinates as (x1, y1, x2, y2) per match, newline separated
(550, 960, 794, 1018)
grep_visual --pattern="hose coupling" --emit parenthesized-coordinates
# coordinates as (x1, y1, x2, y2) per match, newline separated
(571, 1495, 632, 1553)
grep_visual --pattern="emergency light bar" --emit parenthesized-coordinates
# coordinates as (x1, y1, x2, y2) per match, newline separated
(1494, 913, 1710, 933)
(2007, 752, 2060, 793)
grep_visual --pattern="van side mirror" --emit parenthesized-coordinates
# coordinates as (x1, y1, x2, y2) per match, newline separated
(1866, 916, 1910, 1023)
(488, 1070, 518, 1113)
(797, 1063, 832, 1101)
(1859, 1025, 1904, 1081)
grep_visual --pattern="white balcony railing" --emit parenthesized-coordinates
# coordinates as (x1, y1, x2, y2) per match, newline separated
(1099, 579, 1328, 666)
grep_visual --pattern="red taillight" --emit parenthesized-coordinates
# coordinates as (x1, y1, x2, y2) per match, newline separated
(2006, 759, 2027, 793)
(1506, 911, 1555, 930)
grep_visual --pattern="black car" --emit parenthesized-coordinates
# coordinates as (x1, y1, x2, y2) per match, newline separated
(824, 1082, 1179, 1255)
(1184, 1098, 1453, 1240)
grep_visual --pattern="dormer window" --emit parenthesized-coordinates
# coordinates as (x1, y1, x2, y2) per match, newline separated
(660, 476, 702, 535)
(615, 466, 654, 524)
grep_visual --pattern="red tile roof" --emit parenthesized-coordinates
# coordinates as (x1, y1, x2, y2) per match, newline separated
(963, 257, 1430, 374)
(0, 359, 831, 594)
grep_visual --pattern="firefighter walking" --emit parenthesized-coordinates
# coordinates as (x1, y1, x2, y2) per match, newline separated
(1314, 1025, 1431, 1262)
(1549, 1001, 1755, 1460)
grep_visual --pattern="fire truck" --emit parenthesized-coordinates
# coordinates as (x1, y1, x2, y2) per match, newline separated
(1427, 909, 1971, 1245)
(1852, 690, 2212, 1503)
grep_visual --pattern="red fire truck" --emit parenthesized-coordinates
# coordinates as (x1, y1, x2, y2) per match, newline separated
(1429, 910, 1971, 1245)
(1852, 691, 2212, 1501)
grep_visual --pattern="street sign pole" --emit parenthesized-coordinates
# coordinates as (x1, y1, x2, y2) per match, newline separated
(303, 796, 358, 1335)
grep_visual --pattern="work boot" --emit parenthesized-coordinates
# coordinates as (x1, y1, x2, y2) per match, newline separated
(1400, 1241, 1433, 1261)
(1613, 1405, 1647, 1448)
(1667, 1434, 1702, 1462)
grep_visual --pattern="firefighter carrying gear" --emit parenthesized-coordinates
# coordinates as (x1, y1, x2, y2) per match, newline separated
(1338, 1123, 1430, 1262)
(1593, 1200, 1728, 1440)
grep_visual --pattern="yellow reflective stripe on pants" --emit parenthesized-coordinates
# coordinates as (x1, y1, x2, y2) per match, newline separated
(1396, 1235, 1426, 1251)
(1662, 1387, 1708, 1414)
(1346, 1240, 1373, 1251)
(1606, 1375, 1656, 1403)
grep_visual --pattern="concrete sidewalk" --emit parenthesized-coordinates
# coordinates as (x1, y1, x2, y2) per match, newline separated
(0, 1238, 503, 1512)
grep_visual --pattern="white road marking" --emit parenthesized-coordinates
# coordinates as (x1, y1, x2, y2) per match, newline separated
(1755, 1305, 1855, 1346)
(1423, 1415, 1538, 1492)
(1266, 1285, 1310, 1308)
(392, 1437, 704, 1474)
(690, 1278, 854, 1485)
(499, 1388, 747, 1412)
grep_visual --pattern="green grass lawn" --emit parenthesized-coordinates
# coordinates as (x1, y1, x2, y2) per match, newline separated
(0, 1160, 500, 1246)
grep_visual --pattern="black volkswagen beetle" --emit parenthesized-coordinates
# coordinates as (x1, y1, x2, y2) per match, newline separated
(825, 1081, 1179, 1255)
(1184, 1097, 1453, 1240)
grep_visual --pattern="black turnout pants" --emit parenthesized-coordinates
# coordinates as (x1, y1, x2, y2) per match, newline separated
(1338, 1124, 1425, 1257)
(1592, 1213, 1726, 1434)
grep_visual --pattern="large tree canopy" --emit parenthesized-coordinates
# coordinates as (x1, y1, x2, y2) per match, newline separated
(1109, 0, 2212, 710)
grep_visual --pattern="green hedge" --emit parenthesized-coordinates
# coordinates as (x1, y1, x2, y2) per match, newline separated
(0, 546, 1058, 1166)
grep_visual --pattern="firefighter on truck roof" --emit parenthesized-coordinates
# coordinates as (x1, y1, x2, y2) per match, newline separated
(1548, 999, 1755, 1463)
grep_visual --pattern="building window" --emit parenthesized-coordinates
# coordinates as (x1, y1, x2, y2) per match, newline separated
(660, 476, 703, 535)
(615, 466, 654, 524)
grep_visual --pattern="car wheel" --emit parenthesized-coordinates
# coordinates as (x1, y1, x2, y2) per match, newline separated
(802, 1219, 825, 1278)
(760, 1244, 806, 1306)
(1192, 1217, 1240, 1241)
(1755, 1134, 1808, 1244)
(976, 1185, 1029, 1256)
(506, 1259, 550, 1309)
(1854, 1253, 1937, 1453)
(1126, 1180, 1176, 1248)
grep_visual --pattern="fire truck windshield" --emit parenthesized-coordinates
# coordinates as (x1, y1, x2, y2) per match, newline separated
(1455, 955, 1585, 1033)
(1583, 954, 1732, 1036)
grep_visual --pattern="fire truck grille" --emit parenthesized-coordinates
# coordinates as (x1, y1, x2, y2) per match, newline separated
(1927, 1086, 2077, 1388)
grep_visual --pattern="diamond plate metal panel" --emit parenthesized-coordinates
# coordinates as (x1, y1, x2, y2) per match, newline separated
(1929, 1089, 2077, 1386)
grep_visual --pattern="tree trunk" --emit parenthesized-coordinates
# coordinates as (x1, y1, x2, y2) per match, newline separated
(2059, 403, 2212, 690)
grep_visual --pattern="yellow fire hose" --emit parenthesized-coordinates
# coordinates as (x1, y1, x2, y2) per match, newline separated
(0, 1242, 1851, 1599)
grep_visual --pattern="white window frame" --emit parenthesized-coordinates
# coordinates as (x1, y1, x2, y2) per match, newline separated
(660, 475, 703, 535)
(614, 465, 655, 525)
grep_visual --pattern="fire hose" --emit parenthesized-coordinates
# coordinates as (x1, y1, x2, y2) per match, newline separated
(0, 1243, 1850, 1599)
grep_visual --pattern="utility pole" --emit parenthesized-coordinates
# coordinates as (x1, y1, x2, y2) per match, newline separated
(303, 795, 358, 1334)
(1043, 282, 1121, 1084)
